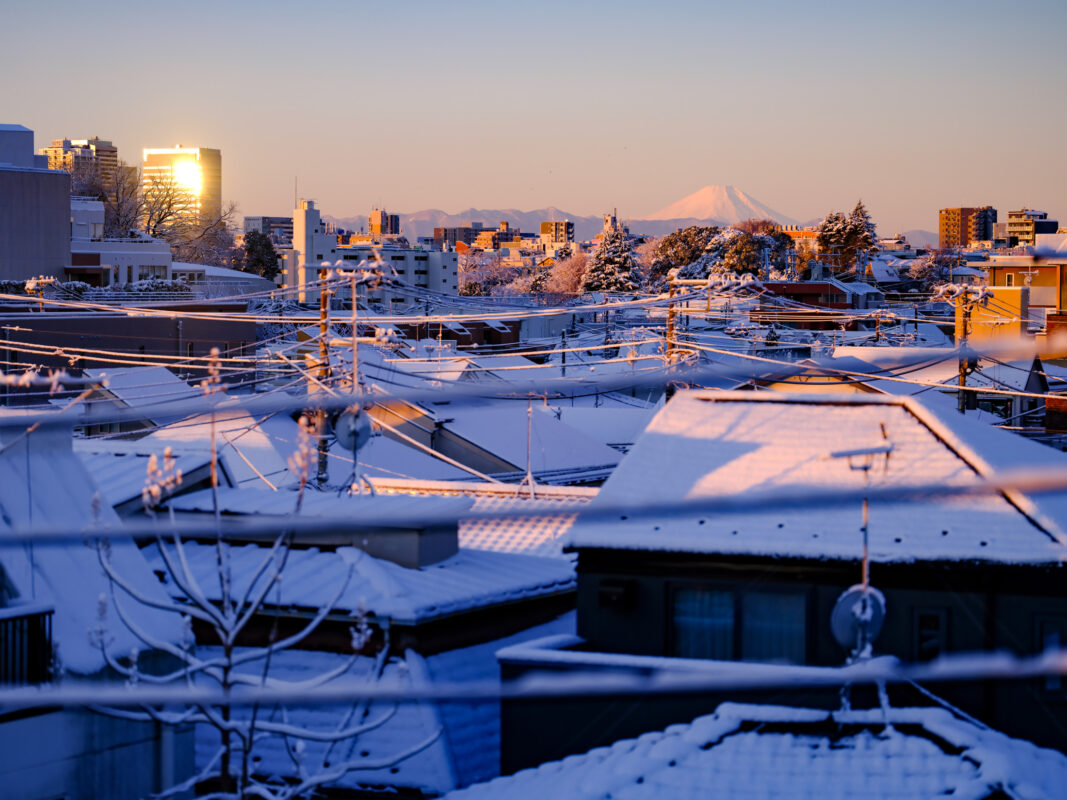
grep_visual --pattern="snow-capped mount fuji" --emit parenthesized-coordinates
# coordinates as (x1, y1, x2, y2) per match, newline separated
(646, 185, 797, 226)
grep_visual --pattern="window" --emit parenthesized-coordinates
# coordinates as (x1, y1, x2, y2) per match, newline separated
(671, 586, 807, 663)
(742, 591, 806, 663)
(914, 609, 948, 662)
(1036, 615, 1067, 692)
(672, 588, 733, 659)
(1005, 273, 1014, 287)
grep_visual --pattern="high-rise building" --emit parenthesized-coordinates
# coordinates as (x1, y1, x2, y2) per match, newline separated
(39, 137, 118, 187)
(1006, 209, 1059, 247)
(938, 207, 996, 250)
(368, 208, 400, 236)
(142, 145, 222, 223)
(540, 220, 574, 245)
(244, 216, 294, 245)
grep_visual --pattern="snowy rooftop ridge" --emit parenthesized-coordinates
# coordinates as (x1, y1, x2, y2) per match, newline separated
(443, 702, 1067, 799)
(567, 391, 1067, 564)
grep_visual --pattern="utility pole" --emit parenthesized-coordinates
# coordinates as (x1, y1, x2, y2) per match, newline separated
(958, 301, 971, 414)
(316, 267, 331, 486)
(560, 331, 566, 378)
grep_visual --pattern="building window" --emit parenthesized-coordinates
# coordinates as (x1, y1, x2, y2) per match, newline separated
(741, 591, 806, 663)
(672, 587, 733, 660)
(1005, 274, 1014, 287)
(914, 609, 948, 662)
(671, 586, 807, 663)
(1036, 615, 1067, 692)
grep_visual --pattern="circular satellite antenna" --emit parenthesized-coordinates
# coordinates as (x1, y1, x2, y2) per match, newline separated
(831, 584, 887, 653)
(333, 408, 372, 452)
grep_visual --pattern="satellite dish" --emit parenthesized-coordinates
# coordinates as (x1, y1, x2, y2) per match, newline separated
(831, 584, 886, 653)
(333, 408, 372, 452)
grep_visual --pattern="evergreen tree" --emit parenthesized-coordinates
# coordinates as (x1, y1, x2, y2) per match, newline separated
(648, 226, 719, 287)
(816, 200, 877, 272)
(237, 230, 280, 280)
(581, 227, 641, 293)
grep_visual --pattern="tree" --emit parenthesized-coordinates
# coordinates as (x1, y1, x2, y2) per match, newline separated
(104, 162, 144, 237)
(678, 227, 794, 279)
(908, 250, 961, 290)
(581, 227, 641, 293)
(647, 226, 719, 288)
(92, 391, 440, 798)
(236, 230, 280, 280)
(544, 251, 588, 294)
(816, 200, 877, 272)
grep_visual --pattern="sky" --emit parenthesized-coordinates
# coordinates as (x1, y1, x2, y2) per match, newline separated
(2, 0, 1066, 234)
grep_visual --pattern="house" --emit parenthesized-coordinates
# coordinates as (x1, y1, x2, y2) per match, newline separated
(0, 414, 193, 799)
(495, 390, 1067, 769)
(448, 702, 1067, 800)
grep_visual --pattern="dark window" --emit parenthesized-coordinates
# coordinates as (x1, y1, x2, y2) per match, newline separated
(1036, 615, 1067, 692)
(671, 586, 806, 663)
(672, 587, 734, 659)
(742, 591, 806, 663)
(914, 609, 948, 662)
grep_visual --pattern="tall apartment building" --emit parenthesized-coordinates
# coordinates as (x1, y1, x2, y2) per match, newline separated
(1006, 209, 1059, 247)
(434, 223, 485, 248)
(368, 208, 400, 236)
(38, 137, 118, 187)
(142, 145, 222, 222)
(244, 216, 293, 245)
(540, 220, 574, 245)
(938, 207, 996, 250)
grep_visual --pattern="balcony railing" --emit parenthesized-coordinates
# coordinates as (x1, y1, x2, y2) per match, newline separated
(0, 603, 54, 685)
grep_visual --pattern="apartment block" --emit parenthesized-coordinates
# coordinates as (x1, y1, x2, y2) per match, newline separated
(39, 137, 118, 187)
(142, 145, 222, 223)
(938, 206, 996, 250)
(1006, 209, 1059, 247)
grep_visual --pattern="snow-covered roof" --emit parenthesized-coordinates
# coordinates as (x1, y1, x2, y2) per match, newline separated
(73, 440, 215, 511)
(442, 404, 623, 474)
(83, 366, 200, 421)
(567, 391, 1067, 564)
(146, 535, 574, 625)
(444, 702, 1067, 800)
(0, 416, 181, 674)
(194, 613, 575, 795)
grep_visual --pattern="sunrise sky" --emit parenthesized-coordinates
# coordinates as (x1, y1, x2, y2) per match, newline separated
(4, 0, 1065, 232)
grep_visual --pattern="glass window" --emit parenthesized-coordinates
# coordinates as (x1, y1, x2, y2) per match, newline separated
(741, 591, 806, 664)
(672, 588, 733, 659)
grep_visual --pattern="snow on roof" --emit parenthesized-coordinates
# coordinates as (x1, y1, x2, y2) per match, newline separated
(146, 533, 574, 625)
(72, 440, 214, 510)
(444, 702, 1067, 800)
(194, 613, 576, 794)
(547, 406, 656, 448)
(366, 479, 595, 558)
(146, 405, 300, 489)
(83, 366, 200, 419)
(351, 434, 472, 481)
(0, 418, 181, 674)
(442, 404, 622, 474)
(567, 391, 1067, 564)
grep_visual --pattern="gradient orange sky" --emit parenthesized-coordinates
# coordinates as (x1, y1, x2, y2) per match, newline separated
(3, 0, 1065, 233)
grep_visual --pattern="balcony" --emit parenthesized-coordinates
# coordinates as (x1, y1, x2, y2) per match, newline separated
(0, 603, 54, 685)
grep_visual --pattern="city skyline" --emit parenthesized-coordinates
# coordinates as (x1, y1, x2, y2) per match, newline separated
(3, 0, 1065, 233)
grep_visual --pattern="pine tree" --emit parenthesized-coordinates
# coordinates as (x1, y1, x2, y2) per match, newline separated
(816, 201, 877, 272)
(581, 227, 641, 293)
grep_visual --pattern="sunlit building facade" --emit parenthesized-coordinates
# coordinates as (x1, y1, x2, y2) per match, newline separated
(142, 145, 222, 223)
(39, 137, 119, 187)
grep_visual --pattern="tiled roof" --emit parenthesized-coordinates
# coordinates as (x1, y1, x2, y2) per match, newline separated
(445, 703, 1067, 799)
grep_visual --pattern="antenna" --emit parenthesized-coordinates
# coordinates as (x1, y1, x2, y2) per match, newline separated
(829, 443, 892, 662)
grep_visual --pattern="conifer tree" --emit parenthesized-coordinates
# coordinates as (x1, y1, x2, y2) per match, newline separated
(581, 227, 641, 293)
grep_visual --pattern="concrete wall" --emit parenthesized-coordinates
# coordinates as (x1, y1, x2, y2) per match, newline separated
(0, 167, 71, 281)
(0, 709, 194, 800)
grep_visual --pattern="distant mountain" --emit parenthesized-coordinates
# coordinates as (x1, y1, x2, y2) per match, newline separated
(324, 186, 803, 243)
(646, 185, 797, 226)
(327, 207, 611, 243)
(902, 229, 938, 249)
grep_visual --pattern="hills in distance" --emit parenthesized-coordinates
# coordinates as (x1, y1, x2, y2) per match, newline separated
(325, 184, 936, 246)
